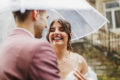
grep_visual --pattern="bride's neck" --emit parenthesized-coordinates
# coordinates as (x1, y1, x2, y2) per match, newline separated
(54, 46, 69, 60)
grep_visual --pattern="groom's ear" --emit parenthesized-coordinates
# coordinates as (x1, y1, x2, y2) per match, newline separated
(32, 10, 39, 21)
(70, 33, 73, 38)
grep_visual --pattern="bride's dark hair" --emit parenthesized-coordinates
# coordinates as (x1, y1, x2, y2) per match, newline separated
(46, 19, 72, 51)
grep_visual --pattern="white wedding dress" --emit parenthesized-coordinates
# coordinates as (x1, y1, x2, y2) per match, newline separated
(65, 66, 98, 80)
(64, 54, 98, 80)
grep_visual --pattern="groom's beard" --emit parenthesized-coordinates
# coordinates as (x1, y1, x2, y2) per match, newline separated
(34, 26, 44, 39)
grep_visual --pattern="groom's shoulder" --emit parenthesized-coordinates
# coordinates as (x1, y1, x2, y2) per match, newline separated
(34, 38, 51, 46)
(31, 38, 56, 61)
(33, 38, 54, 52)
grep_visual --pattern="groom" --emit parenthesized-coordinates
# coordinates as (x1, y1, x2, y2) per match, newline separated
(0, 10, 61, 80)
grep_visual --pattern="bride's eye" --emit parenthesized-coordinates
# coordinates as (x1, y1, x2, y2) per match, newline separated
(50, 28, 55, 32)
(60, 27, 65, 32)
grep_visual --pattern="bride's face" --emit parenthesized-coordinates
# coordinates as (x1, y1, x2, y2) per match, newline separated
(49, 21, 68, 47)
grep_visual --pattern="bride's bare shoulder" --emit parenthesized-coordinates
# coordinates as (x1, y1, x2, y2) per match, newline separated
(70, 52, 84, 60)
(70, 52, 87, 66)
(70, 52, 88, 74)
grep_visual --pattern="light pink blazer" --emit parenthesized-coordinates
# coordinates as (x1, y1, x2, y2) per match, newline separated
(0, 29, 61, 80)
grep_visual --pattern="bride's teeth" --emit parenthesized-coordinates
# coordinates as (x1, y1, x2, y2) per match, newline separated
(54, 38, 60, 40)
(54, 37, 61, 40)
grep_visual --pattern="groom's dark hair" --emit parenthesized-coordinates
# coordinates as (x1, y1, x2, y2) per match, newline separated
(13, 10, 46, 22)
(13, 10, 32, 22)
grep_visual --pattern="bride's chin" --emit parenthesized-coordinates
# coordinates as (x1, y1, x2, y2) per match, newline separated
(52, 42, 64, 47)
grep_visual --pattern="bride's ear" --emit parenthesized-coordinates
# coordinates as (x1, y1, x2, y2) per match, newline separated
(70, 33, 73, 38)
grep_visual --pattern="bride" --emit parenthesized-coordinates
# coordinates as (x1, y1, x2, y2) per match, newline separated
(46, 19, 97, 80)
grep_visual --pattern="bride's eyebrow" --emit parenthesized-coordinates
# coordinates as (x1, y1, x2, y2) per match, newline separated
(60, 26, 65, 29)
(50, 27, 54, 29)
(49, 27, 55, 31)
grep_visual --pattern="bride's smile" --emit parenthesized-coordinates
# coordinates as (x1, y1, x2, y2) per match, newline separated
(49, 21, 68, 46)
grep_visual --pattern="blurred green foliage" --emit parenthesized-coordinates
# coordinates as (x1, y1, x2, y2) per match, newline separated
(72, 42, 120, 80)
(98, 75, 120, 80)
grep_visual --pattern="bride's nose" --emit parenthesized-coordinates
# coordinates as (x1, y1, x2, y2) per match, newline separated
(54, 29, 60, 34)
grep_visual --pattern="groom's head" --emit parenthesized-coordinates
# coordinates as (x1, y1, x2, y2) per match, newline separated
(13, 10, 48, 38)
